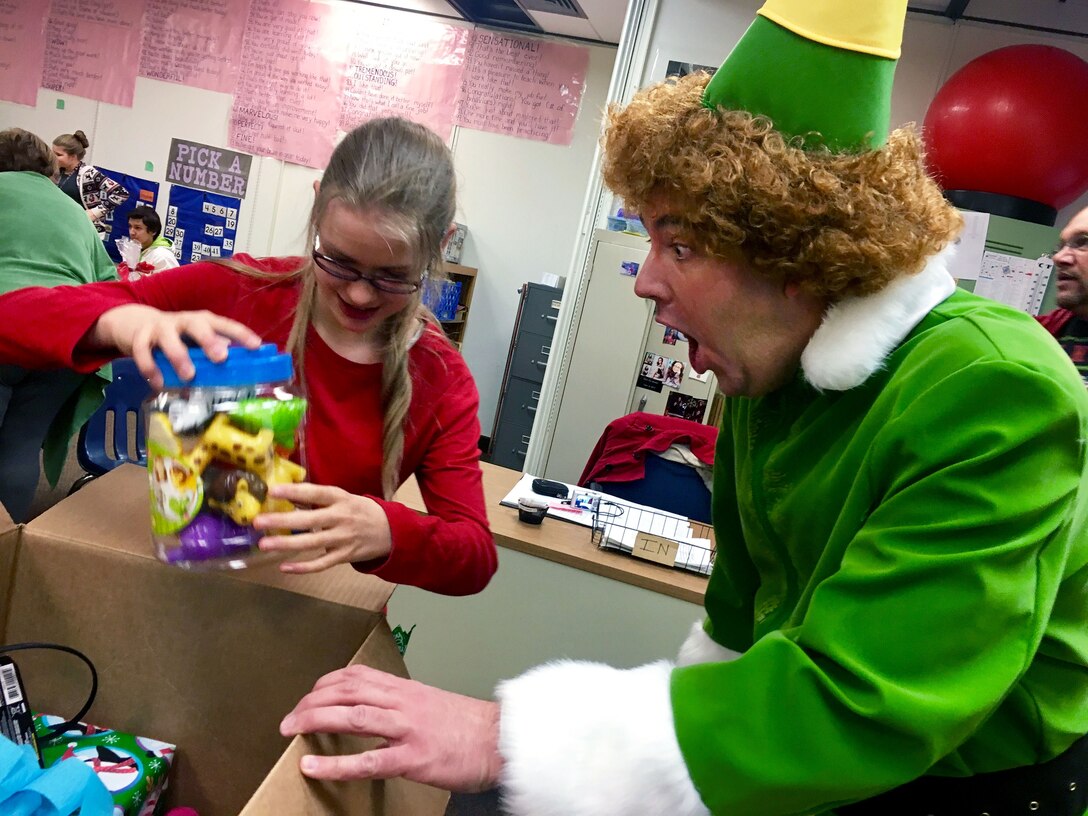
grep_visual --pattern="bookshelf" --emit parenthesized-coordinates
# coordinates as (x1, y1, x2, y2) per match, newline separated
(440, 263, 477, 348)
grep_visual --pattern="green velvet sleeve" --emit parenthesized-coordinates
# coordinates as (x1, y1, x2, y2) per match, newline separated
(672, 359, 1088, 815)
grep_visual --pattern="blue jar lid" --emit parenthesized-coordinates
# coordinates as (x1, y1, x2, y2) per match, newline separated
(153, 344, 294, 387)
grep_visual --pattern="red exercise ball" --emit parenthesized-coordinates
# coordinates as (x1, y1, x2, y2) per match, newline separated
(923, 44, 1088, 210)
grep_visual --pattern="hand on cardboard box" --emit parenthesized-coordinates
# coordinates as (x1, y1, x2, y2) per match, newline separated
(253, 482, 393, 573)
(280, 664, 503, 792)
(90, 304, 262, 389)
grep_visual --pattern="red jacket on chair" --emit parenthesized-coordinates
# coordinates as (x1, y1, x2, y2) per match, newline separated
(578, 412, 718, 487)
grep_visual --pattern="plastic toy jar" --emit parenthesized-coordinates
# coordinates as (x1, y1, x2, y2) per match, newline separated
(144, 345, 307, 570)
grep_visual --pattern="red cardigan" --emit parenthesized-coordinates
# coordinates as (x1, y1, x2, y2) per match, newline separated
(579, 412, 718, 486)
(0, 256, 496, 596)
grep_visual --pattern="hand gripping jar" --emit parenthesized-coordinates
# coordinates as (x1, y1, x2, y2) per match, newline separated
(145, 344, 307, 570)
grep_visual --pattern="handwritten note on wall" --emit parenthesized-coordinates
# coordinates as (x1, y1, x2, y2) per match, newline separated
(0, 1, 48, 106)
(456, 31, 589, 146)
(42, 0, 146, 107)
(139, 0, 251, 94)
(339, 7, 470, 143)
(228, 0, 347, 168)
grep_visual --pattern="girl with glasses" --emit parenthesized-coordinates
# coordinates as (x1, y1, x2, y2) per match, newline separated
(0, 117, 496, 596)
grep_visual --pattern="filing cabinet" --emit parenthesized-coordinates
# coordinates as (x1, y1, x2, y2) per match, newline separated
(488, 283, 562, 470)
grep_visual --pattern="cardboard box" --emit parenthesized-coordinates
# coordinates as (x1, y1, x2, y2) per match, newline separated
(0, 464, 449, 815)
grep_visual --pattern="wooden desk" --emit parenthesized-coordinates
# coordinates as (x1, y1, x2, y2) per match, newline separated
(396, 462, 708, 605)
(391, 463, 707, 698)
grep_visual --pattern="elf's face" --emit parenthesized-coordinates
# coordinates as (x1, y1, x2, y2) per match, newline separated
(634, 200, 825, 397)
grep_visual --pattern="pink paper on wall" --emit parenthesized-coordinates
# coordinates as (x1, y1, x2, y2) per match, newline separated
(338, 7, 470, 143)
(456, 31, 590, 146)
(138, 0, 252, 93)
(0, 1, 48, 106)
(228, 0, 348, 169)
(42, 0, 146, 108)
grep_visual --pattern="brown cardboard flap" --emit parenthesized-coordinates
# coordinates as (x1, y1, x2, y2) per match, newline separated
(7, 530, 384, 816)
(29, 464, 395, 613)
(0, 527, 19, 637)
(239, 620, 450, 816)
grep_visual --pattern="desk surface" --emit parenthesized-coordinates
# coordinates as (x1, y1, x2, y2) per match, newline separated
(396, 462, 708, 605)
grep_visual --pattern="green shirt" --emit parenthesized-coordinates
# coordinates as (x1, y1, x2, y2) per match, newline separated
(672, 290, 1088, 814)
(0, 171, 117, 295)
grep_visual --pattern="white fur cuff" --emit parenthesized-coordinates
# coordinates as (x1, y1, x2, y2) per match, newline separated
(676, 619, 744, 667)
(496, 660, 710, 816)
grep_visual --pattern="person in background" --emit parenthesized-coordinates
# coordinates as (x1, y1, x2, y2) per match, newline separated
(0, 117, 496, 593)
(1038, 204, 1088, 384)
(0, 128, 119, 522)
(52, 130, 129, 239)
(272, 2, 1088, 814)
(124, 206, 180, 278)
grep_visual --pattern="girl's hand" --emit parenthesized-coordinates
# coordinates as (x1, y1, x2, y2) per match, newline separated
(91, 304, 262, 389)
(253, 483, 393, 574)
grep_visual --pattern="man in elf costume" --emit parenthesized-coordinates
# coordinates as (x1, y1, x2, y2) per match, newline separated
(278, 1, 1088, 813)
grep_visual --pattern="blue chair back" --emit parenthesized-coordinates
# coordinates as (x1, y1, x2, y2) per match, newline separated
(77, 358, 152, 476)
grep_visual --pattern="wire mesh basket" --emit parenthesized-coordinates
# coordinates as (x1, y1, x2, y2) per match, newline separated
(589, 497, 715, 575)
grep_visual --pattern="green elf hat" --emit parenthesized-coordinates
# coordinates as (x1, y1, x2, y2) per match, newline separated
(702, 0, 909, 151)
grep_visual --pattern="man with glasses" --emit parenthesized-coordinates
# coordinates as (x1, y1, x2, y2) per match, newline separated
(1039, 206, 1088, 384)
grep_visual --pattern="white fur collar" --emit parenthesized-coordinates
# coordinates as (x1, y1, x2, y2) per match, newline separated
(801, 246, 957, 391)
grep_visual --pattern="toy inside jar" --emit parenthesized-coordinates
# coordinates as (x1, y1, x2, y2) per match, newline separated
(145, 344, 307, 570)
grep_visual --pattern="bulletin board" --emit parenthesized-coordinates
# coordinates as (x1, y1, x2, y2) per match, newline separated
(99, 169, 161, 262)
(164, 186, 240, 263)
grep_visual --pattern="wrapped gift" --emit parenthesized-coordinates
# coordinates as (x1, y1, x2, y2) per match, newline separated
(33, 715, 176, 816)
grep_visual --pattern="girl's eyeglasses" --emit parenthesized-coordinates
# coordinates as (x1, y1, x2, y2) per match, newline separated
(311, 242, 424, 294)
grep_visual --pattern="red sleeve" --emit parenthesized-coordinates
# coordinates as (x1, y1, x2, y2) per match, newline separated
(356, 340, 497, 596)
(0, 256, 299, 371)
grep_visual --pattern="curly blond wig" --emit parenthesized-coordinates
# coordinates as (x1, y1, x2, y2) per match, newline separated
(601, 73, 962, 301)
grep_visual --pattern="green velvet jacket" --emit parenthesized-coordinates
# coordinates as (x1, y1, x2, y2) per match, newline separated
(673, 273, 1088, 813)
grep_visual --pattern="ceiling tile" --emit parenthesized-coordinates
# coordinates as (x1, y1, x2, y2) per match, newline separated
(527, 9, 606, 39)
(573, 0, 625, 42)
(347, 0, 466, 18)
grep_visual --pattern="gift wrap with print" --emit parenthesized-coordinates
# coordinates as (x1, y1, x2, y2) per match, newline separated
(33, 715, 175, 816)
(146, 344, 307, 570)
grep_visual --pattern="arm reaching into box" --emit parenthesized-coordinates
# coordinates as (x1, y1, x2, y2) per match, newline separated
(281, 664, 503, 792)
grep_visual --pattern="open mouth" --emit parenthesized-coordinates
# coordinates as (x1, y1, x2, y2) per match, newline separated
(340, 300, 378, 321)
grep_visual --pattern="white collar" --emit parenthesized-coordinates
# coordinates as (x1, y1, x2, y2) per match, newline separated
(800, 245, 957, 391)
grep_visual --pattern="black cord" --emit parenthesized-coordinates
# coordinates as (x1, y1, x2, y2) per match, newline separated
(0, 643, 98, 741)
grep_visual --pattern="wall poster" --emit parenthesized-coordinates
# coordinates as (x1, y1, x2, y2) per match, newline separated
(42, 0, 146, 107)
(0, 1, 48, 106)
(139, 0, 252, 93)
(456, 31, 589, 146)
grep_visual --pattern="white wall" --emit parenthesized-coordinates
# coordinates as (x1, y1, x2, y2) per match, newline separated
(456, 43, 616, 436)
(0, 7, 617, 440)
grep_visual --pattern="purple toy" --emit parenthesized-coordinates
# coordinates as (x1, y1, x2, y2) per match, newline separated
(167, 512, 260, 563)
